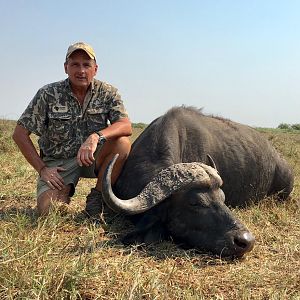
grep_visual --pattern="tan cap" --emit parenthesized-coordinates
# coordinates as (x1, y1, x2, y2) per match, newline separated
(66, 42, 96, 61)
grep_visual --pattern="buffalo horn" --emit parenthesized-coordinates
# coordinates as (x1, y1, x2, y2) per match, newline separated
(102, 154, 222, 215)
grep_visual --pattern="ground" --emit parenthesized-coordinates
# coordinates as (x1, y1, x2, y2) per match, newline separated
(0, 120, 299, 299)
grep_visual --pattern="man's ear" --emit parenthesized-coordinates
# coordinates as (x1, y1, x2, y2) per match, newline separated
(64, 62, 68, 74)
(94, 63, 98, 75)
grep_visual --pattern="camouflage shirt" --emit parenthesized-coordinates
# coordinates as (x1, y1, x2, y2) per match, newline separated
(17, 78, 129, 159)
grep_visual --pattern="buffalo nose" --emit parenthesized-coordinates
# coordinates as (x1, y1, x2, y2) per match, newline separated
(233, 231, 255, 256)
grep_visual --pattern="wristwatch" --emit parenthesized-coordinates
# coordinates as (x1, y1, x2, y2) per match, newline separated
(95, 131, 107, 145)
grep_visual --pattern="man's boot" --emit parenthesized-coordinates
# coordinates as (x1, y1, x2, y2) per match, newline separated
(85, 188, 103, 218)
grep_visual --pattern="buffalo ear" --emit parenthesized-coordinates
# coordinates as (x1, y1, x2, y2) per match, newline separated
(122, 223, 167, 245)
(122, 209, 168, 245)
(122, 229, 145, 245)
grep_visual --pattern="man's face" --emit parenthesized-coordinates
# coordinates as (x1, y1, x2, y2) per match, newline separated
(64, 50, 98, 89)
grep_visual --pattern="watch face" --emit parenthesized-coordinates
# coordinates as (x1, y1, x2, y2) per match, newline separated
(99, 136, 106, 145)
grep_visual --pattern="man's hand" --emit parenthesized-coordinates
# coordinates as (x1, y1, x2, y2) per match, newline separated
(40, 166, 66, 190)
(77, 133, 99, 167)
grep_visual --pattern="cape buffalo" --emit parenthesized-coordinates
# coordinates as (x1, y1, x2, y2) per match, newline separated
(102, 106, 294, 257)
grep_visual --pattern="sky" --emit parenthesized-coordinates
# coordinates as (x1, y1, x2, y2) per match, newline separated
(1, 0, 299, 127)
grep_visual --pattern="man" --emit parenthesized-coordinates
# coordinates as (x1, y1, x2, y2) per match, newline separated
(13, 42, 132, 217)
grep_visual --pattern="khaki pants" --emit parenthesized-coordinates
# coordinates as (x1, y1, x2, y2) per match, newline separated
(37, 156, 97, 198)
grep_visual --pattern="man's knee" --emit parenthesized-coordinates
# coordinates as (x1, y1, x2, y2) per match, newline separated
(37, 185, 71, 216)
(98, 136, 131, 161)
(94, 136, 131, 186)
(109, 136, 131, 157)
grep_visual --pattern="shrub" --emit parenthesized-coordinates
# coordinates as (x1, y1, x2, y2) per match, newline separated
(277, 123, 291, 130)
(291, 124, 300, 131)
(132, 122, 147, 129)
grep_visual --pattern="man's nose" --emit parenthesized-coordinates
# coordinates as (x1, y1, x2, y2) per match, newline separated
(78, 65, 85, 72)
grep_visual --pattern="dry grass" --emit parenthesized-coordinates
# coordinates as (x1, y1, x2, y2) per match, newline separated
(0, 120, 299, 299)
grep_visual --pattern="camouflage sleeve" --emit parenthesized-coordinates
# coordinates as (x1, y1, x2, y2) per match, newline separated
(107, 88, 129, 123)
(17, 88, 48, 136)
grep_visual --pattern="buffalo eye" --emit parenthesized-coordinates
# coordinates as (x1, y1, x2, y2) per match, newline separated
(188, 197, 200, 206)
(187, 190, 210, 208)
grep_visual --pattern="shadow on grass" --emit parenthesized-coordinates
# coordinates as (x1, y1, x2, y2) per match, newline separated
(71, 210, 241, 266)
(0, 206, 38, 222)
(0, 204, 243, 266)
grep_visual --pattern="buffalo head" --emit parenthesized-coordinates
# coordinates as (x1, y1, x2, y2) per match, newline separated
(102, 154, 255, 258)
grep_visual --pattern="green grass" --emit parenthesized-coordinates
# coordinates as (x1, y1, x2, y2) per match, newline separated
(0, 121, 299, 299)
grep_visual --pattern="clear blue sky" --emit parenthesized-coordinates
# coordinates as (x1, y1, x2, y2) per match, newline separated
(1, 0, 299, 127)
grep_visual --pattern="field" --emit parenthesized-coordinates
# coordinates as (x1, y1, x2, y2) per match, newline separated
(0, 119, 299, 299)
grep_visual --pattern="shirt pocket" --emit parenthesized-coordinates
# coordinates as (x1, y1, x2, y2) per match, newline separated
(47, 112, 73, 141)
(86, 108, 107, 134)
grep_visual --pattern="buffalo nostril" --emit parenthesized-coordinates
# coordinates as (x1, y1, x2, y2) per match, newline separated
(234, 232, 255, 253)
(234, 237, 248, 248)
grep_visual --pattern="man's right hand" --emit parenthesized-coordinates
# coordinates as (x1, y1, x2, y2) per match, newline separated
(40, 166, 66, 190)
